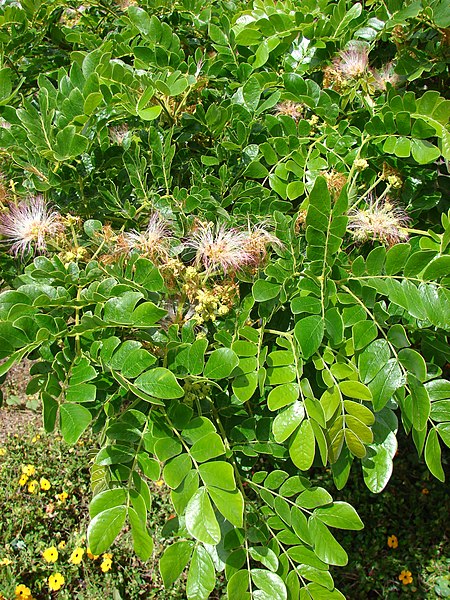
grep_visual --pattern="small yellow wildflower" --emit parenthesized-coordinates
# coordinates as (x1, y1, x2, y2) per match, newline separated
(48, 573, 65, 591)
(19, 474, 29, 486)
(155, 479, 164, 487)
(0, 557, 12, 565)
(102, 553, 113, 560)
(100, 557, 112, 572)
(40, 478, 51, 491)
(57, 491, 68, 502)
(31, 434, 41, 443)
(58, 540, 66, 549)
(15, 584, 32, 598)
(69, 547, 84, 564)
(421, 487, 429, 495)
(87, 547, 99, 560)
(28, 480, 38, 494)
(42, 547, 58, 563)
(22, 465, 35, 477)
(387, 535, 398, 549)
(0, 447, 6, 456)
(399, 570, 413, 585)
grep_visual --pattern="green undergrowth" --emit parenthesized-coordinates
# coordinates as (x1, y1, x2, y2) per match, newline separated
(0, 425, 448, 599)
(0, 423, 185, 600)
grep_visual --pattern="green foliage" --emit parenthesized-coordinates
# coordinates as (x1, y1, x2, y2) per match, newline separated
(0, 0, 449, 598)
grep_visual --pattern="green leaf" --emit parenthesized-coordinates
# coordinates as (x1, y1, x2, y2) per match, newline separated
(309, 517, 348, 566)
(273, 401, 305, 443)
(190, 432, 226, 462)
(339, 381, 372, 401)
(303, 582, 345, 600)
(424, 428, 445, 481)
(54, 125, 88, 160)
(232, 371, 258, 403)
(160, 541, 194, 588)
(409, 376, 431, 431)
(135, 368, 184, 399)
(0, 67, 12, 101)
(84, 92, 103, 114)
(185, 487, 221, 545)
(132, 302, 167, 326)
(289, 419, 315, 470)
(129, 507, 154, 561)
(66, 383, 96, 403)
(411, 139, 441, 164)
(208, 487, 244, 527)
(251, 569, 287, 600)
(268, 383, 299, 411)
(89, 489, 128, 518)
(227, 570, 250, 600)
(425, 379, 450, 401)
(297, 487, 333, 509)
(95, 444, 135, 466)
(248, 547, 279, 572)
(422, 256, 450, 280)
(344, 429, 367, 458)
(138, 105, 162, 121)
(314, 502, 363, 530)
(154, 437, 182, 462)
(398, 349, 427, 382)
(87, 506, 127, 554)
(252, 280, 281, 302)
(128, 6, 152, 35)
(204, 348, 239, 380)
(352, 321, 377, 351)
(163, 454, 192, 489)
(59, 403, 92, 445)
(369, 359, 404, 411)
(186, 545, 215, 600)
(198, 461, 235, 490)
(188, 339, 208, 375)
(294, 316, 324, 359)
(358, 340, 390, 383)
(344, 401, 375, 426)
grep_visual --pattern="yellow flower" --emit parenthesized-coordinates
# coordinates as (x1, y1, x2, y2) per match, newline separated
(155, 479, 164, 487)
(48, 573, 65, 591)
(100, 557, 112, 572)
(22, 465, 35, 476)
(15, 584, 32, 598)
(27, 480, 38, 494)
(421, 487, 429, 495)
(87, 548, 99, 560)
(19, 474, 29, 486)
(42, 547, 58, 563)
(69, 547, 84, 564)
(0, 557, 12, 565)
(57, 491, 68, 502)
(399, 570, 413, 585)
(58, 540, 66, 549)
(0, 447, 6, 456)
(387, 535, 398, 549)
(40, 478, 51, 491)
(102, 553, 113, 560)
(31, 435, 41, 443)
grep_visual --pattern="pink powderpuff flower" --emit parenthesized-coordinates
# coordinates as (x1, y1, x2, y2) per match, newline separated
(334, 43, 369, 79)
(119, 212, 171, 259)
(373, 62, 400, 91)
(244, 224, 283, 264)
(188, 223, 253, 273)
(0, 195, 63, 256)
(348, 196, 410, 247)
